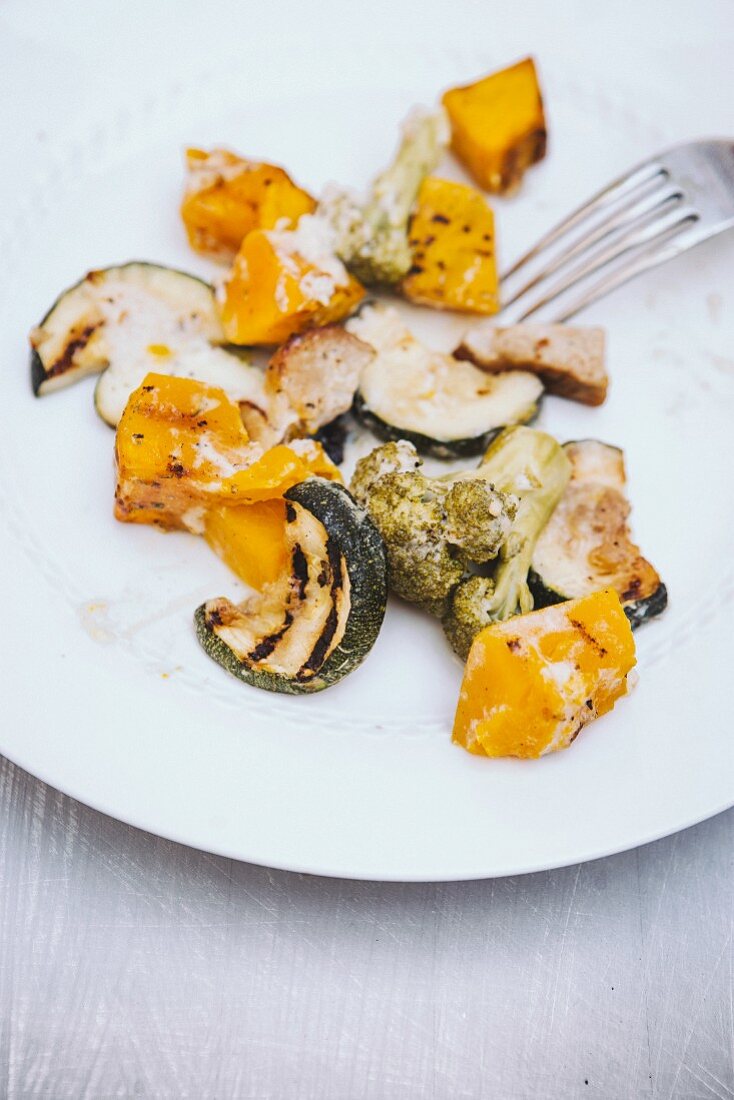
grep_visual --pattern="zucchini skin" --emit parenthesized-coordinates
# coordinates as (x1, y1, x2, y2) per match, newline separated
(195, 480, 388, 694)
(30, 348, 47, 396)
(353, 392, 542, 460)
(194, 605, 317, 695)
(30, 262, 216, 397)
(296, 480, 387, 688)
(622, 581, 668, 628)
(526, 570, 567, 612)
(31, 269, 89, 395)
(527, 571, 668, 630)
(312, 413, 350, 465)
(30, 267, 93, 395)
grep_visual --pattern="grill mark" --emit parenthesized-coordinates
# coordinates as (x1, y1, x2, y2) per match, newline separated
(568, 617, 607, 657)
(326, 535, 344, 585)
(247, 611, 294, 662)
(245, 537, 313, 665)
(46, 323, 100, 378)
(291, 543, 309, 599)
(297, 541, 345, 678)
(298, 604, 339, 679)
(621, 576, 643, 601)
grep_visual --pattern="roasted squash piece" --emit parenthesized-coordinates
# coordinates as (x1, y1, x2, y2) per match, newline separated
(218, 217, 365, 346)
(181, 148, 316, 260)
(442, 58, 547, 194)
(203, 500, 290, 590)
(403, 177, 499, 313)
(114, 373, 340, 530)
(453, 588, 636, 758)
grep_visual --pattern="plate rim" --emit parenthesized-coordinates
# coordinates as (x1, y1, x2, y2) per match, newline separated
(1, 735, 731, 880)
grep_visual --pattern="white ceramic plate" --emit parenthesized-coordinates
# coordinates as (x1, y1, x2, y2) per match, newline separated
(1, 45, 732, 880)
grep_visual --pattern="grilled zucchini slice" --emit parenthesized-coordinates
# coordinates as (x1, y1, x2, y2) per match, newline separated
(347, 305, 543, 459)
(195, 479, 388, 694)
(29, 262, 266, 426)
(529, 440, 667, 627)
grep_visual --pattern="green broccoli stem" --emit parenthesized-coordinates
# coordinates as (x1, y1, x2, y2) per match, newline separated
(440, 428, 571, 657)
(476, 425, 568, 497)
(366, 110, 447, 238)
(488, 550, 535, 619)
(479, 426, 571, 621)
(442, 428, 571, 658)
(327, 109, 447, 287)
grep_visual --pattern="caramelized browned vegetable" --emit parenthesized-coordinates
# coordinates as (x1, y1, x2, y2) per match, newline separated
(442, 58, 547, 194)
(403, 177, 499, 314)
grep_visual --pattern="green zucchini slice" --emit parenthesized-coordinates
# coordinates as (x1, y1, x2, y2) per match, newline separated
(29, 262, 266, 426)
(195, 478, 388, 694)
(529, 439, 667, 627)
(346, 305, 543, 459)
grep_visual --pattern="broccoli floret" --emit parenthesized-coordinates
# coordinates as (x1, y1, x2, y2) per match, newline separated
(444, 480, 514, 563)
(443, 562, 538, 659)
(361, 471, 465, 614)
(353, 430, 571, 652)
(323, 109, 448, 287)
(350, 442, 515, 616)
(442, 576, 497, 660)
(350, 439, 421, 504)
(443, 427, 572, 655)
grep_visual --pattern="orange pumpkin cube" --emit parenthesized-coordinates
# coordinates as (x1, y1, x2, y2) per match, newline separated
(203, 499, 290, 591)
(453, 588, 636, 758)
(403, 177, 499, 313)
(442, 58, 547, 194)
(114, 373, 340, 531)
(218, 219, 365, 346)
(181, 147, 316, 260)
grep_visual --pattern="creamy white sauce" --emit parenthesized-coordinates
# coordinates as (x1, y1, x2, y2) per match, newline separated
(268, 214, 349, 286)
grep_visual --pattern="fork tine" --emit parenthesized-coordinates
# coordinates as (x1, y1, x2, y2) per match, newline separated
(514, 208, 697, 321)
(501, 160, 667, 281)
(551, 233, 692, 322)
(501, 183, 684, 310)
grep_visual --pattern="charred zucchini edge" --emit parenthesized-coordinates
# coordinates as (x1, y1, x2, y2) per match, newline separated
(194, 479, 388, 694)
(30, 261, 216, 396)
(528, 572, 668, 629)
(353, 392, 542, 460)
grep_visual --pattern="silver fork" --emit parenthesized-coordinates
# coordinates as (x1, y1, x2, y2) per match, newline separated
(497, 139, 734, 323)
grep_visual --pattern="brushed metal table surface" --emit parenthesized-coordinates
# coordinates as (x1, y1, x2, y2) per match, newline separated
(0, 758, 732, 1099)
(1, 1, 733, 1096)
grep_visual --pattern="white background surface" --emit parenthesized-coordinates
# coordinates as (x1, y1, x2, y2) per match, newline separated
(1, 0, 733, 1094)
